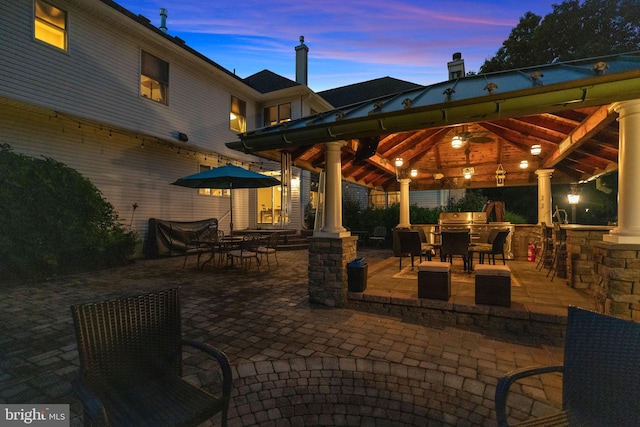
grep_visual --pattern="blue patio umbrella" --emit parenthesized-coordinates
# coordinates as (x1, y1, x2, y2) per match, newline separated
(172, 163, 280, 234)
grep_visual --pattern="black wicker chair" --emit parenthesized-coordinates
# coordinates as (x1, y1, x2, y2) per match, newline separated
(397, 230, 433, 270)
(71, 288, 232, 427)
(439, 230, 470, 271)
(495, 306, 640, 427)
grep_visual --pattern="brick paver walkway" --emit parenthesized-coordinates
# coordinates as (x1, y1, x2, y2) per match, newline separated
(0, 249, 564, 426)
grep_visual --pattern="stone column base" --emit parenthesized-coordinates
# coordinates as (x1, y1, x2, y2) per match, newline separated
(593, 241, 640, 321)
(308, 236, 358, 308)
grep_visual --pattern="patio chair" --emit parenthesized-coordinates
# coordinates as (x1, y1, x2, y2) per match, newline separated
(256, 232, 279, 269)
(468, 229, 510, 269)
(227, 234, 261, 270)
(397, 230, 433, 270)
(495, 306, 640, 426)
(369, 226, 387, 247)
(439, 230, 470, 272)
(182, 219, 218, 269)
(70, 287, 232, 427)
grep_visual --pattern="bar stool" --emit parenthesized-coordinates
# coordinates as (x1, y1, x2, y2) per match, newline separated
(547, 223, 567, 280)
(536, 222, 553, 271)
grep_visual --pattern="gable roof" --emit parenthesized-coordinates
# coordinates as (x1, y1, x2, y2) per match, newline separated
(243, 70, 301, 94)
(100, 0, 244, 85)
(318, 77, 423, 108)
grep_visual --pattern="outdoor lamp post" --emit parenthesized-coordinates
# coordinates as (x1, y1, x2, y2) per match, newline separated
(567, 184, 581, 223)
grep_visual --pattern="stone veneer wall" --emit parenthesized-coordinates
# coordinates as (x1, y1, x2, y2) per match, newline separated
(308, 236, 358, 308)
(565, 228, 611, 289)
(592, 241, 640, 321)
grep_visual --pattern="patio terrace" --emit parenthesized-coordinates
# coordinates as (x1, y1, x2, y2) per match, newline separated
(0, 248, 580, 426)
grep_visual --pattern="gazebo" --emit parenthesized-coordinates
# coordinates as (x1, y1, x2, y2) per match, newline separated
(227, 52, 640, 315)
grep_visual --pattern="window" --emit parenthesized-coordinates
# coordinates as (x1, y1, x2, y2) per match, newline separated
(34, 0, 67, 51)
(230, 96, 246, 132)
(263, 103, 291, 126)
(197, 165, 229, 197)
(140, 51, 169, 104)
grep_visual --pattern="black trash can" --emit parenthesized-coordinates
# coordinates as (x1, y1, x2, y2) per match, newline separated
(347, 258, 368, 292)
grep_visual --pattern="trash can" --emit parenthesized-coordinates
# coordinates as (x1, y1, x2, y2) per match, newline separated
(347, 258, 368, 292)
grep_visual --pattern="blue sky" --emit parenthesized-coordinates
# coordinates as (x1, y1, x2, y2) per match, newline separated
(114, 0, 558, 92)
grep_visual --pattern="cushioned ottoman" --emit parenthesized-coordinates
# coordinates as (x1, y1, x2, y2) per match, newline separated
(418, 261, 451, 300)
(474, 264, 511, 307)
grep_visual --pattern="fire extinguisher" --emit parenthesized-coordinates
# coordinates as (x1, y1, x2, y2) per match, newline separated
(527, 243, 535, 262)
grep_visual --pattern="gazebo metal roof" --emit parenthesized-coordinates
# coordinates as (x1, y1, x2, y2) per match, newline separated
(227, 52, 640, 190)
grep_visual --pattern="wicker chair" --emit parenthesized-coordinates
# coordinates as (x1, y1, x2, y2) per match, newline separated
(439, 230, 470, 272)
(71, 288, 232, 427)
(396, 230, 433, 270)
(468, 229, 510, 269)
(495, 306, 640, 427)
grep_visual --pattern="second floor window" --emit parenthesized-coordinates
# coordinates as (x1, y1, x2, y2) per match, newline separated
(230, 96, 246, 133)
(140, 51, 169, 105)
(264, 103, 291, 126)
(34, 0, 67, 51)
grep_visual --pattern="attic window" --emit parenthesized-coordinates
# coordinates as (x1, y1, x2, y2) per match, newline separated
(140, 51, 169, 105)
(230, 96, 246, 133)
(34, 0, 67, 51)
(264, 103, 291, 126)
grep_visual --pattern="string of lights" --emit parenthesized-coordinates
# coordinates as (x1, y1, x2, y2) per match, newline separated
(48, 109, 269, 171)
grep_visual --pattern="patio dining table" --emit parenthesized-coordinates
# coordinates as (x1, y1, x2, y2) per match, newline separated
(197, 236, 243, 269)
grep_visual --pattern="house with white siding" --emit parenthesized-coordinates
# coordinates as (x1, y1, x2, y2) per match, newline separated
(0, 0, 331, 255)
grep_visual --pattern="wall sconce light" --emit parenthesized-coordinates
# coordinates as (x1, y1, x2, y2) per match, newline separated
(410, 169, 418, 178)
(495, 164, 506, 187)
(530, 144, 541, 155)
(451, 135, 464, 149)
(520, 160, 529, 169)
(462, 167, 474, 179)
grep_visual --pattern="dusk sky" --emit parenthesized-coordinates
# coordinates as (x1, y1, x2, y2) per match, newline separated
(115, 0, 559, 92)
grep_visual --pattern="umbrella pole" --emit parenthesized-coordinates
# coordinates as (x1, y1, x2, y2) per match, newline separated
(229, 186, 233, 236)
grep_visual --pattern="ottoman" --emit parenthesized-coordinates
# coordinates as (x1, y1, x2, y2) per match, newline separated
(418, 261, 451, 300)
(474, 264, 511, 307)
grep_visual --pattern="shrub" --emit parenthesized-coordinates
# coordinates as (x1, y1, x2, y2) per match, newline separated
(0, 145, 138, 281)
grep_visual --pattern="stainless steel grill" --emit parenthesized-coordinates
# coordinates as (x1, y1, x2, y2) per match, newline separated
(437, 212, 513, 258)
(438, 212, 487, 230)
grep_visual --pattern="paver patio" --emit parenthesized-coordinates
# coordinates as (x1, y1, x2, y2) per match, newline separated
(0, 248, 569, 426)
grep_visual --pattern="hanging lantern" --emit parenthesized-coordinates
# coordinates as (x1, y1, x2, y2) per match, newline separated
(495, 164, 506, 187)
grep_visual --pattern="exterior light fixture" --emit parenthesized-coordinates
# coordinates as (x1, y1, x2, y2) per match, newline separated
(495, 164, 506, 187)
(520, 160, 529, 169)
(462, 167, 474, 179)
(567, 193, 580, 204)
(451, 135, 464, 149)
(530, 144, 541, 155)
(394, 157, 404, 181)
(410, 169, 418, 178)
(567, 183, 581, 223)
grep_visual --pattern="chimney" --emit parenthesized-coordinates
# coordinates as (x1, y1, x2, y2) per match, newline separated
(447, 52, 465, 80)
(159, 8, 168, 33)
(295, 36, 308, 85)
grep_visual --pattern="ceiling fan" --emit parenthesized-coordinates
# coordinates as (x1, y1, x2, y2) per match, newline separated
(456, 130, 493, 143)
(452, 125, 493, 146)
